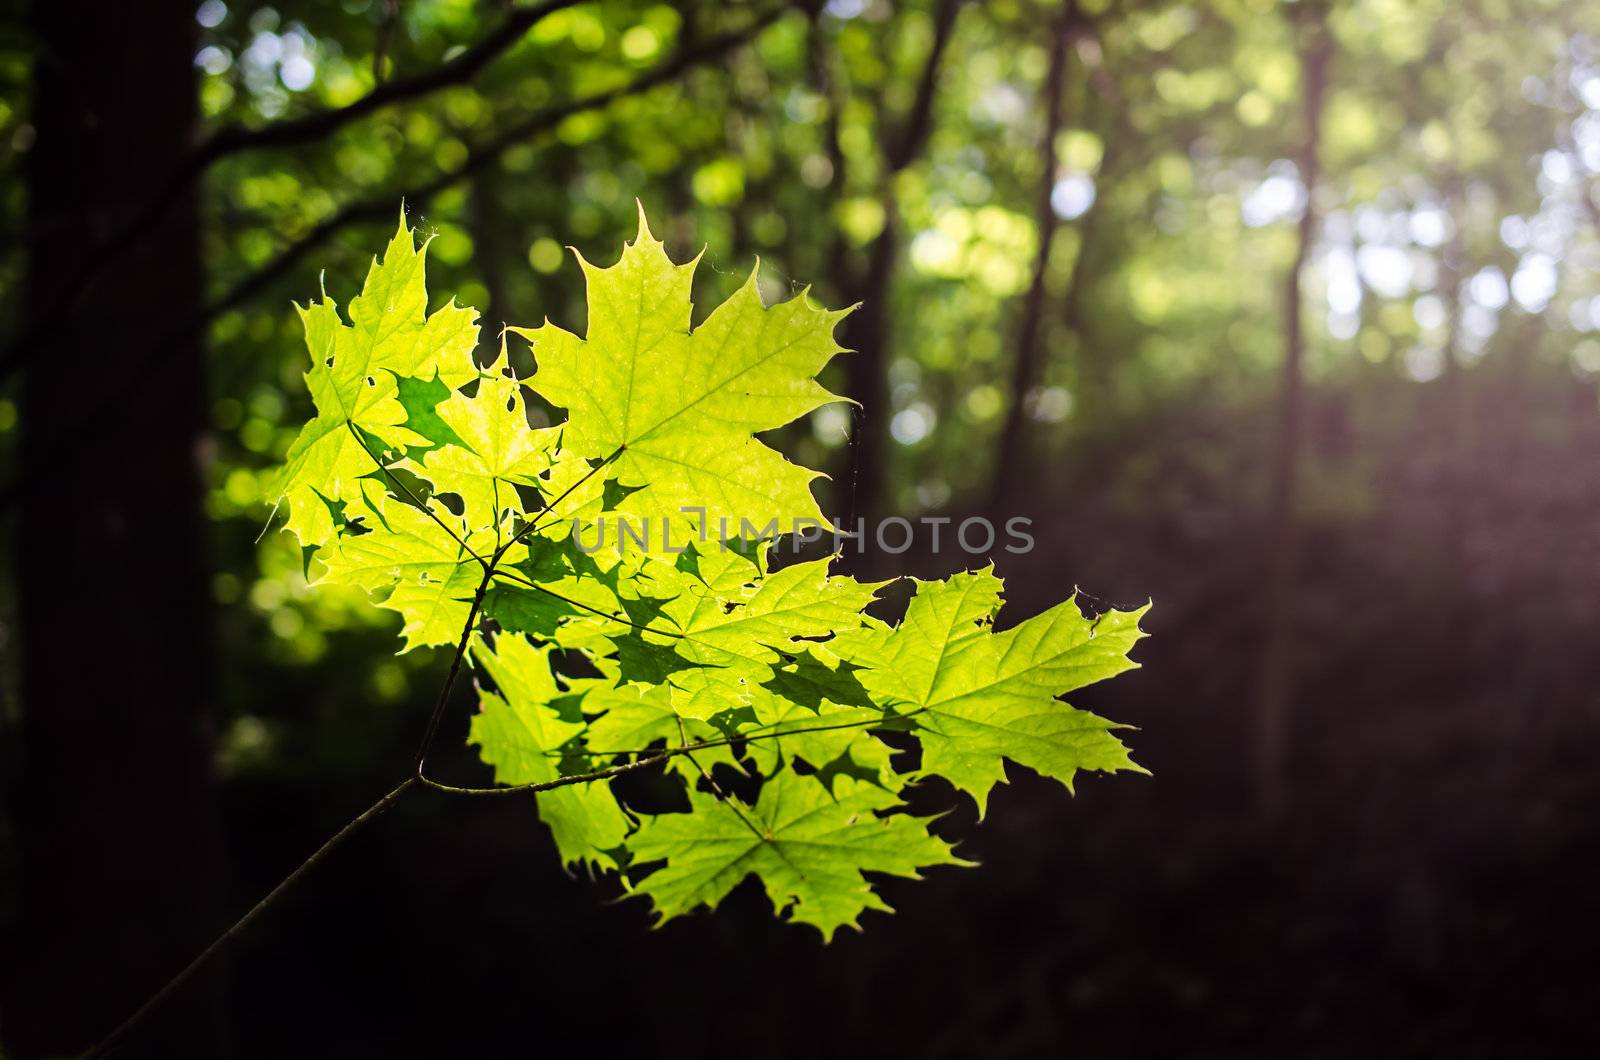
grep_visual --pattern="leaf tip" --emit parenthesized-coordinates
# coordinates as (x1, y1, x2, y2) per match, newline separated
(632, 199, 656, 246)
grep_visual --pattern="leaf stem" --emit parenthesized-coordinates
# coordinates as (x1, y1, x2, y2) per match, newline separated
(427, 709, 925, 786)
(345, 419, 491, 570)
(678, 716, 768, 840)
(486, 566, 687, 638)
(505, 445, 624, 551)
(413, 563, 497, 771)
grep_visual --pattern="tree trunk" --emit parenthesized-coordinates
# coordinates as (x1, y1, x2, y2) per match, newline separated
(840, 212, 899, 530)
(6, 2, 224, 1055)
(992, 3, 1076, 507)
(835, 0, 961, 535)
(1253, 12, 1330, 820)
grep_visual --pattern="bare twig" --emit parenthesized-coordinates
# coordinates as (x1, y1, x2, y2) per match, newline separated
(82, 776, 420, 1059)
(421, 709, 924, 792)
(1, 0, 582, 384)
(417, 751, 675, 795)
(81, 580, 909, 1054)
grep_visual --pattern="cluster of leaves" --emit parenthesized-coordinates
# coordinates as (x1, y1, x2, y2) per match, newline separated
(269, 209, 1149, 939)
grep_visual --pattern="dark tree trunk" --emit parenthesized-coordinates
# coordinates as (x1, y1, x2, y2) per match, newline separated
(6, 2, 224, 1055)
(834, 0, 960, 533)
(992, 3, 1076, 508)
(840, 214, 899, 528)
(1253, 11, 1330, 820)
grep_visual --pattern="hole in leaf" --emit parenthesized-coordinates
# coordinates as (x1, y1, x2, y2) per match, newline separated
(707, 761, 761, 804)
(509, 481, 545, 513)
(611, 753, 691, 815)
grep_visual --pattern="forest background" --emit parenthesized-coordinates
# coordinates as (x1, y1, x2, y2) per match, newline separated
(3, 0, 1599, 1055)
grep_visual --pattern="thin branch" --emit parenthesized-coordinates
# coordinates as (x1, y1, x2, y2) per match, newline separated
(83, 668, 913, 1048)
(417, 751, 675, 795)
(884, 0, 963, 174)
(1, 0, 582, 384)
(82, 776, 420, 1060)
(455, 708, 926, 770)
(411, 707, 907, 803)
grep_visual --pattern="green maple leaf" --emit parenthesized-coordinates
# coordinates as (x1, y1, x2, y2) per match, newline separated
(508, 207, 851, 545)
(741, 696, 897, 781)
(629, 769, 967, 940)
(469, 635, 630, 871)
(664, 555, 885, 663)
(407, 345, 560, 533)
(605, 548, 883, 723)
(272, 218, 479, 548)
(317, 498, 494, 652)
(576, 674, 741, 780)
(837, 568, 1149, 814)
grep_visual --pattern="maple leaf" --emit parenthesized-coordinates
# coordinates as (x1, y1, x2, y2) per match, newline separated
(509, 206, 851, 546)
(272, 218, 479, 548)
(469, 635, 630, 871)
(317, 498, 494, 652)
(576, 674, 741, 780)
(837, 568, 1149, 814)
(629, 769, 967, 940)
(602, 545, 885, 724)
(407, 343, 561, 534)
(664, 554, 885, 663)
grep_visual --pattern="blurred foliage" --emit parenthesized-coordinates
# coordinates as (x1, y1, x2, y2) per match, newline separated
(3, 0, 1600, 778)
